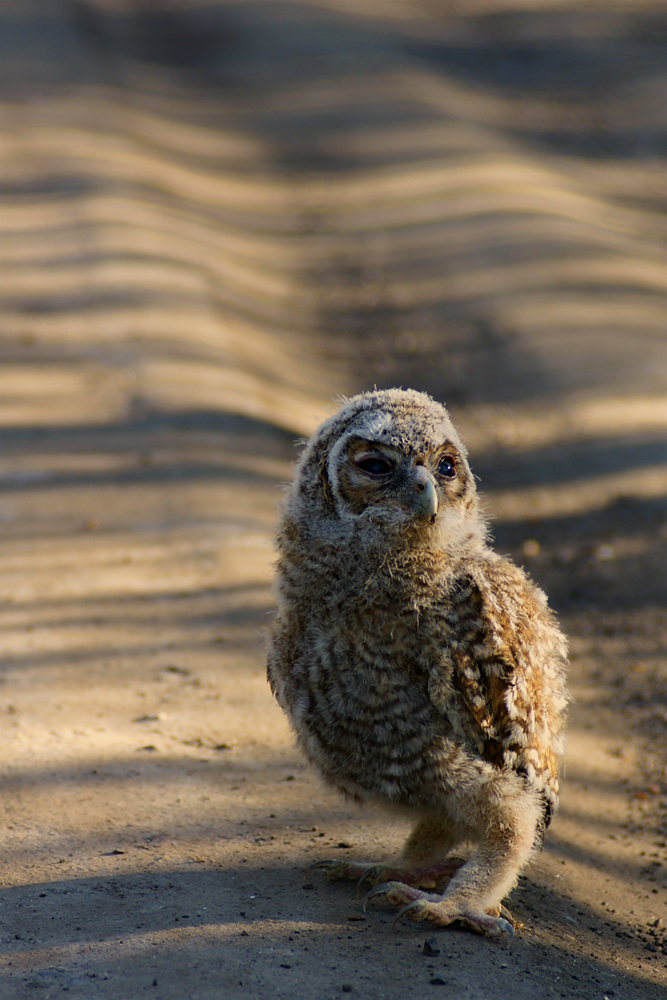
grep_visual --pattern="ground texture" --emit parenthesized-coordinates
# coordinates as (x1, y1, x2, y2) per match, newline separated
(0, 2, 666, 998)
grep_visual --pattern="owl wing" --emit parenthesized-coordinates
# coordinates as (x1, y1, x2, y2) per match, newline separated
(442, 563, 567, 826)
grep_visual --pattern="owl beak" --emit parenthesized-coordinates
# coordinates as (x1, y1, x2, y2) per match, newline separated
(410, 466, 438, 521)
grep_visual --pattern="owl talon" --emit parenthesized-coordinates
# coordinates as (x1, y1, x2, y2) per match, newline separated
(355, 865, 385, 897)
(495, 917, 514, 940)
(392, 899, 429, 928)
(304, 859, 347, 883)
(362, 881, 398, 911)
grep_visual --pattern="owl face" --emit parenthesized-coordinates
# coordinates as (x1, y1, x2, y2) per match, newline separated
(329, 428, 471, 525)
(290, 390, 479, 544)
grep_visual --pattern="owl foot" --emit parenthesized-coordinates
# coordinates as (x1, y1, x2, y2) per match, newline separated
(355, 857, 465, 895)
(304, 857, 465, 893)
(364, 882, 514, 940)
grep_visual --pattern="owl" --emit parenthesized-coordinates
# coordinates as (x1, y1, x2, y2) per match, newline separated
(267, 389, 568, 938)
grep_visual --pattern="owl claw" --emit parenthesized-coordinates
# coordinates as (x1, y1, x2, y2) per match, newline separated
(303, 859, 345, 884)
(355, 865, 385, 897)
(362, 881, 399, 911)
(492, 917, 514, 940)
(499, 904, 515, 923)
(393, 899, 429, 928)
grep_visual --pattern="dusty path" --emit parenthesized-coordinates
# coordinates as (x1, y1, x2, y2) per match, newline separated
(0, 2, 666, 998)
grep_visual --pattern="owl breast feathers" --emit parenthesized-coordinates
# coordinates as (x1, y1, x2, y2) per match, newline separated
(267, 389, 568, 938)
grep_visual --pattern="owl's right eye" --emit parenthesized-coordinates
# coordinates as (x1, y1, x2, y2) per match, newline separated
(356, 457, 394, 476)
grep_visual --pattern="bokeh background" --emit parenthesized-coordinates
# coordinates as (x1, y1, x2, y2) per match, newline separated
(1, 2, 666, 998)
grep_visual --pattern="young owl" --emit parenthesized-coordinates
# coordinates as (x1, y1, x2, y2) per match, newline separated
(267, 389, 568, 938)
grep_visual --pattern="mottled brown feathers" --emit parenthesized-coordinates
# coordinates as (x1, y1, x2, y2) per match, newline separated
(267, 389, 568, 934)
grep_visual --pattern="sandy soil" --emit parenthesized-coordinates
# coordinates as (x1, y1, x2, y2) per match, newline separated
(0, 2, 666, 998)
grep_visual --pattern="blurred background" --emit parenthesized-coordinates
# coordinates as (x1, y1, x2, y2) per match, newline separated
(0, 2, 666, 997)
(1, 0, 665, 603)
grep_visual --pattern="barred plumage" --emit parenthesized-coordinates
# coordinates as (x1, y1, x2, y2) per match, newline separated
(268, 389, 568, 938)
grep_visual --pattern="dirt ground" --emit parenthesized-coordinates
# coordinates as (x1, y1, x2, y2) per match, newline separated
(0, 2, 666, 998)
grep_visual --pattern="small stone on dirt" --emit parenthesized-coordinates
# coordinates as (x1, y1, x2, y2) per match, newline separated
(423, 937, 441, 957)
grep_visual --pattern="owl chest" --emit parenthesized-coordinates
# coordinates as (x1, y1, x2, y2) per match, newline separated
(290, 615, 456, 800)
(298, 602, 452, 740)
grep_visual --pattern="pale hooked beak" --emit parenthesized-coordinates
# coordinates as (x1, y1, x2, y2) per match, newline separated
(410, 466, 438, 520)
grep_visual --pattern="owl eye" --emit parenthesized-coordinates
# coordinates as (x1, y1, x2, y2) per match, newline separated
(356, 457, 394, 476)
(438, 456, 456, 479)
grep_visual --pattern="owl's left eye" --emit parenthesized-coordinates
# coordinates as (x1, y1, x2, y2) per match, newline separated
(438, 456, 456, 479)
(356, 457, 394, 476)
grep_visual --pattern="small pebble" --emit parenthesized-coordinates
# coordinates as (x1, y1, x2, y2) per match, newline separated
(423, 937, 441, 957)
(342, 986, 353, 994)
(430, 977, 446, 986)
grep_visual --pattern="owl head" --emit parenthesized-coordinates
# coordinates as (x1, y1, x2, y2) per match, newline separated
(285, 389, 484, 554)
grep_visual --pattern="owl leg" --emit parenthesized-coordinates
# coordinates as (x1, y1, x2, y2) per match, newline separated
(366, 785, 541, 939)
(306, 816, 464, 892)
(362, 815, 465, 891)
